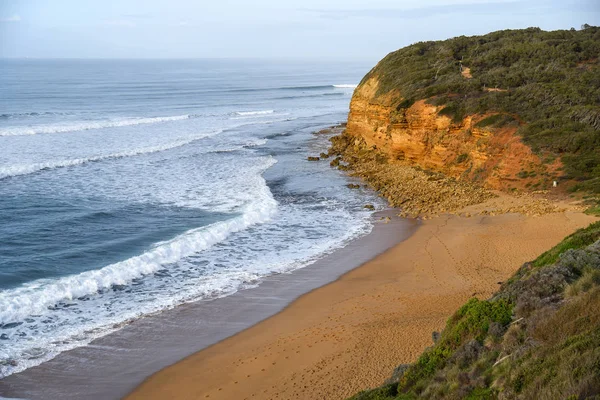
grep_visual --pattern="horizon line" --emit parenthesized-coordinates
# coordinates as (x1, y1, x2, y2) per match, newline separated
(0, 56, 377, 61)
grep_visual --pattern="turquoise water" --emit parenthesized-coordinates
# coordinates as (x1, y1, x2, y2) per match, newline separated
(0, 59, 383, 377)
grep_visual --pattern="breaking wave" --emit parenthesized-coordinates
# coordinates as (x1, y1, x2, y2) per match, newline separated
(0, 157, 278, 325)
(235, 110, 274, 116)
(0, 115, 192, 136)
(0, 131, 220, 180)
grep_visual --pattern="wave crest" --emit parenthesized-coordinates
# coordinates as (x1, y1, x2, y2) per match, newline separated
(0, 157, 278, 324)
(235, 110, 274, 116)
(0, 115, 192, 136)
(0, 131, 220, 180)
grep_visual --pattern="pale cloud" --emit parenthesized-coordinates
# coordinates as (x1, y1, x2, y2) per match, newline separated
(104, 19, 136, 27)
(0, 14, 21, 23)
(305, 0, 597, 20)
(121, 13, 153, 20)
(305, 1, 526, 20)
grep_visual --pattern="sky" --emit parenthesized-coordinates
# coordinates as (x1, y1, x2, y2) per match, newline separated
(0, 0, 599, 62)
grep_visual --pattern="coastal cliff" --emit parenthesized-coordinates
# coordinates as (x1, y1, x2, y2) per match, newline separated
(345, 77, 558, 191)
(331, 25, 600, 203)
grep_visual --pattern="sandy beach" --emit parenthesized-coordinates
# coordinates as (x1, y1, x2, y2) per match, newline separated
(127, 200, 597, 400)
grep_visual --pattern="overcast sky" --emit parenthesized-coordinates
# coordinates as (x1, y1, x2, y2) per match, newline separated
(1, 0, 599, 62)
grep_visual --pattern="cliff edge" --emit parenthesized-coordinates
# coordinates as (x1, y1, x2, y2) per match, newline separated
(339, 26, 599, 195)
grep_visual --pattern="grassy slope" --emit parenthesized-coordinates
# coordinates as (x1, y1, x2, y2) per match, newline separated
(348, 222, 600, 400)
(361, 26, 600, 194)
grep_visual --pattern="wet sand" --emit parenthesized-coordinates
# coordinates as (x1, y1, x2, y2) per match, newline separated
(126, 210, 597, 400)
(0, 211, 416, 400)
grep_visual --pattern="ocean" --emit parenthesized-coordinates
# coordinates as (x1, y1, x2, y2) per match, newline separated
(0, 59, 384, 378)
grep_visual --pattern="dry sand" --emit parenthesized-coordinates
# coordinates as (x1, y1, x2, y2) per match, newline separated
(127, 207, 597, 400)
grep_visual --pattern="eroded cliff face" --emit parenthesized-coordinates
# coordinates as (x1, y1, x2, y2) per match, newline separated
(346, 77, 560, 190)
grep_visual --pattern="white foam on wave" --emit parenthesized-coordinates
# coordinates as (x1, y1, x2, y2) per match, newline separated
(230, 116, 294, 125)
(235, 110, 274, 116)
(0, 115, 191, 136)
(0, 158, 278, 324)
(332, 84, 358, 88)
(0, 131, 220, 180)
(210, 138, 268, 153)
(0, 195, 377, 379)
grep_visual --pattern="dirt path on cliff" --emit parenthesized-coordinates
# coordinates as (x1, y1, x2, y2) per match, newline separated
(126, 207, 597, 400)
(461, 66, 472, 78)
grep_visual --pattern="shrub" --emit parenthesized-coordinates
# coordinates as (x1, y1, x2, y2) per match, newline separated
(398, 298, 512, 391)
(464, 387, 497, 399)
(456, 153, 469, 164)
(475, 114, 517, 128)
(533, 221, 600, 267)
(445, 298, 513, 344)
(348, 383, 400, 400)
(396, 98, 415, 110)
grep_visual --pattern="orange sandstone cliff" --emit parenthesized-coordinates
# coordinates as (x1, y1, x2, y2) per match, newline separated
(345, 76, 561, 191)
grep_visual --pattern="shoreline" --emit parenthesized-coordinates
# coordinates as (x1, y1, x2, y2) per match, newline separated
(0, 210, 417, 400)
(126, 208, 598, 400)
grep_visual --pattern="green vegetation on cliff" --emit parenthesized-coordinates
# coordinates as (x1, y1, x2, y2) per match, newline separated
(348, 222, 600, 400)
(362, 25, 600, 193)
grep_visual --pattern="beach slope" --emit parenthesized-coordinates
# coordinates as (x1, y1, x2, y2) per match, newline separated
(127, 208, 596, 400)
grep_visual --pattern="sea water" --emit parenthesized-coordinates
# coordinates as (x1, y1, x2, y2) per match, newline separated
(0, 59, 382, 377)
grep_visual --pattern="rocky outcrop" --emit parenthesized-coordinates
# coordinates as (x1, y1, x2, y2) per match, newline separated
(345, 77, 561, 191)
(327, 131, 494, 217)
